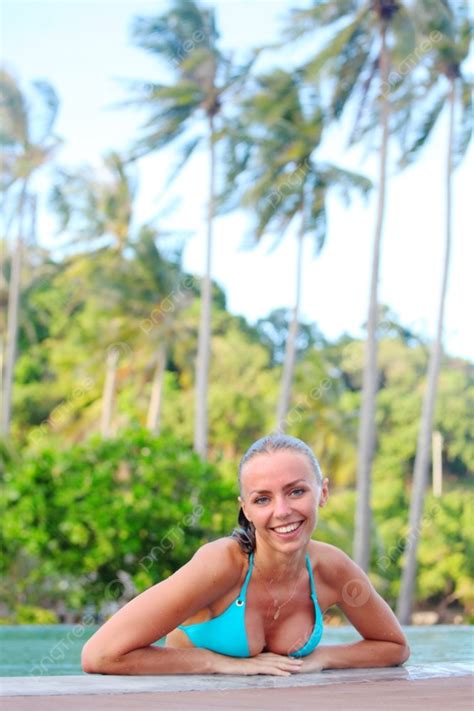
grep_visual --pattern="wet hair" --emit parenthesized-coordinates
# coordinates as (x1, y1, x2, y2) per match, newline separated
(230, 434, 324, 554)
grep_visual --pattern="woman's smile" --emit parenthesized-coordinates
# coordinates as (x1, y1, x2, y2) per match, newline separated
(270, 519, 305, 539)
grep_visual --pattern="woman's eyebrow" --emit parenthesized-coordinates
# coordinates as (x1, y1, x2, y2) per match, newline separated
(249, 478, 307, 495)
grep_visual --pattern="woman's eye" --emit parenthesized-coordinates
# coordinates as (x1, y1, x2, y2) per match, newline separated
(291, 488, 306, 496)
(254, 489, 306, 504)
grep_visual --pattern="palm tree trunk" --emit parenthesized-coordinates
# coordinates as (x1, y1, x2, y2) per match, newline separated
(194, 114, 215, 458)
(353, 23, 390, 572)
(146, 343, 167, 435)
(1, 183, 27, 437)
(396, 78, 455, 624)
(100, 347, 119, 438)
(276, 211, 305, 432)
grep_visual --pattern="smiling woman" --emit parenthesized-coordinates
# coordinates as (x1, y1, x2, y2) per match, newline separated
(81, 434, 410, 676)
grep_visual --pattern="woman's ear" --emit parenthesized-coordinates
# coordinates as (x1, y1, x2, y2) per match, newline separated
(318, 477, 330, 507)
(238, 495, 250, 522)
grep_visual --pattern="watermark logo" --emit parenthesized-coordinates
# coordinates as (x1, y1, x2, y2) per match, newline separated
(341, 578, 371, 607)
(381, 31, 442, 98)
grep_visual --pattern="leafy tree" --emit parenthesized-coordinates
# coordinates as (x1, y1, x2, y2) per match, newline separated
(1, 428, 237, 613)
(222, 68, 370, 432)
(0, 70, 60, 436)
(3, 292, 473, 619)
(287, 0, 420, 571)
(396, 0, 472, 624)
(256, 308, 324, 367)
(130, 227, 193, 435)
(51, 150, 136, 437)
(50, 151, 137, 255)
(128, 0, 256, 458)
(50, 154, 189, 438)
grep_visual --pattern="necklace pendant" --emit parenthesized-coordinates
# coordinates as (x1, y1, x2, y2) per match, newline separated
(273, 609, 280, 620)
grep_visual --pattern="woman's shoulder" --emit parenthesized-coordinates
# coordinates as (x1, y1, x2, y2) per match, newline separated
(195, 535, 245, 557)
(309, 539, 353, 583)
(192, 536, 247, 579)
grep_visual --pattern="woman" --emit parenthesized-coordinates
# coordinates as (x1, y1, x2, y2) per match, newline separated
(82, 434, 409, 676)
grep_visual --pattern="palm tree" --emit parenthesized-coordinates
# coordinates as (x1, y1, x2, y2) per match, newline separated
(128, 0, 256, 458)
(51, 152, 137, 436)
(288, 0, 418, 570)
(0, 70, 60, 437)
(51, 157, 188, 438)
(222, 69, 371, 431)
(50, 150, 137, 255)
(396, 0, 472, 624)
(256, 308, 323, 368)
(131, 225, 192, 436)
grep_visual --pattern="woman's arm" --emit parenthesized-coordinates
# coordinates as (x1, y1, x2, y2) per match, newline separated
(83, 646, 303, 676)
(300, 546, 410, 673)
(81, 539, 241, 674)
(83, 644, 223, 675)
(310, 637, 409, 672)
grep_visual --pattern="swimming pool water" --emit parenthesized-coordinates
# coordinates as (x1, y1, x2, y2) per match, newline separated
(0, 625, 472, 677)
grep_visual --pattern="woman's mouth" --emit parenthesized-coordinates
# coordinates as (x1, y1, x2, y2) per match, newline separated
(270, 520, 304, 539)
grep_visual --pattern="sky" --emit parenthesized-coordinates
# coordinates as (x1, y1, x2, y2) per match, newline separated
(2, 0, 473, 360)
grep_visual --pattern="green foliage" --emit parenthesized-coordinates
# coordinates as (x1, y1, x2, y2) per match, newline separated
(315, 489, 356, 555)
(0, 605, 59, 625)
(1, 428, 237, 613)
(4, 236, 472, 619)
(221, 68, 371, 248)
(373, 489, 474, 610)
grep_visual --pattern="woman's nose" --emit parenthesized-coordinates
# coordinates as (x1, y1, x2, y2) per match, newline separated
(273, 496, 293, 518)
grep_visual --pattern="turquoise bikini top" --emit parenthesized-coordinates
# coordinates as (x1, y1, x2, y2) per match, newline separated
(177, 550, 323, 658)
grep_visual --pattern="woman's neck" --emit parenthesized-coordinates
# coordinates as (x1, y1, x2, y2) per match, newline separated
(252, 540, 308, 582)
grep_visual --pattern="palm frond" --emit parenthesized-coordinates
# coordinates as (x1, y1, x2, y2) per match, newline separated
(0, 69, 28, 146)
(285, 1, 360, 42)
(132, 0, 219, 68)
(162, 134, 203, 190)
(221, 48, 262, 95)
(307, 198, 327, 256)
(216, 126, 253, 213)
(333, 38, 372, 121)
(399, 94, 446, 167)
(453, 77, 473, 168)
(180, 47, 217, 89)
(128, 82, 203, 158)
(30, 80, 60, 144)
(318, 164, 372, 204)
(390, 5, 417, 66)
(303, 14, 368, 84)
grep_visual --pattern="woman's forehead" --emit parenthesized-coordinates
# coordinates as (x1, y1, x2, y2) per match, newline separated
(241, 450, 314, 488)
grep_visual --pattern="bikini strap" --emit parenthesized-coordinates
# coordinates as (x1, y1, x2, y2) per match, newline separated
(240, 552, 316, 601)
(238, 550, 254, 600)
(306, 552, 318, 600)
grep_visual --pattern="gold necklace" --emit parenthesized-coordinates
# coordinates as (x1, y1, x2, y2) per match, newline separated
(253, 558, 301, 621)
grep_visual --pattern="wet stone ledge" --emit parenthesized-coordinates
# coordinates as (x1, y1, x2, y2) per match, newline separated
(1, 662, 472, 697)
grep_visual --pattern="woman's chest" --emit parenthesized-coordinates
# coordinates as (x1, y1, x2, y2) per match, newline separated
(167, 547, 336, 656)
(244, 574, 332, 656)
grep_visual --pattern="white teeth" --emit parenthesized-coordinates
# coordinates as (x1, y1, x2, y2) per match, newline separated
(272, 521, 302, 534)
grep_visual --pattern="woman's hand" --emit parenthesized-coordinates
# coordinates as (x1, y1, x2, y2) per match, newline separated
(215, 652, 304, 676)
(294, 647, 325, 674)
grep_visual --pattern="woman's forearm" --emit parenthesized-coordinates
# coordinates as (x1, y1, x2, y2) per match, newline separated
(319, 640, 410, 670)
(82, 644, 225, 675)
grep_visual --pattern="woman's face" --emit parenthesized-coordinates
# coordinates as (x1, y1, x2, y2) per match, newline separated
(238, 450, 329, 551)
